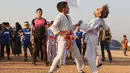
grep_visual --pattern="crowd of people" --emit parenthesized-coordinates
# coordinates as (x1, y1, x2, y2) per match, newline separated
(0, 21, 31, 60)
(1, 1, 126, 73)
(0, 9, 89, 65)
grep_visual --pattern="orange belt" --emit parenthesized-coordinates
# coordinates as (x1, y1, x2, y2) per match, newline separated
(65, 31, 74, 50)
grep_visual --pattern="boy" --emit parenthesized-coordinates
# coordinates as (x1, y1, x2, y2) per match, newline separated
(80, 4, 109, 73)
(99, 27, 112, 62)
(74, 25, 83, 54)
(0, 22, 11, 60)
(23, 21, 32, 61)
(47, 21, 56, 65)
(122, 35, 128, 56)
(31, 8, 47, 65)
(82, 32, 87, 61)
(49, 1, 84, 73)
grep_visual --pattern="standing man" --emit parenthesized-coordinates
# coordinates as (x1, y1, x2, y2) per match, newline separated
(0, 22, 7, 59)
(99, 27, 112, 62)
(31, 8, 47, 65)
(0, 22, 11, 60)
(48, 1, 84, 73)
(6, 22, 14, 54)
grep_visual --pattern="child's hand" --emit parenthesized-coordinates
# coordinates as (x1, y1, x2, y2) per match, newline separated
(82, 44, 85, 48)
(98, 42, 99, 46)
(22, 36, 25, 41)
(30, 36, 34, 44)
(59, 31, 68, 39)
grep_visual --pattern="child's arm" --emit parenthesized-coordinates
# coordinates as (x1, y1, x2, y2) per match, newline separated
(79, 19, 100, 32)
(80, 19, 108, 32)
(50, 15, 61, 35)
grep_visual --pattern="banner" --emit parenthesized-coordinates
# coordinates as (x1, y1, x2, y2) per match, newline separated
(66, 0, 80, 7)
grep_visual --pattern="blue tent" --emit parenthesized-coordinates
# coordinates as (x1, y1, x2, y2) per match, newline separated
(109, 39, 122, 50)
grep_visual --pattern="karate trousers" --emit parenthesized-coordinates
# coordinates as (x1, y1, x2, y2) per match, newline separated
(47, 38, 56, 62)
(86, 34, 98, 73)
(49, 35, 84, 72)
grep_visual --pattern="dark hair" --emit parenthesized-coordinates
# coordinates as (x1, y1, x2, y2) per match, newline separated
(36, 8, 43, 12)
(24, 21, 29, 26)
(57, 1, 68, 12)
(78, 20, 83, 25)
(15, 22, 22, 31)
(50, 21, 54, 24)
(101, 4, 109, 18)
(2, 22, 10, 27)
(2, 22, 6, 26)
(6, 22, 10, 26)
(123, 35, 126, 37)
(24, 21, 29, 24)
(76, 20, 83, 27)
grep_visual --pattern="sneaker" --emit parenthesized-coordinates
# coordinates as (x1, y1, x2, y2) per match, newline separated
(32, 61, 36, 66)
(0, 57, 2, 60)
(47, 62, 52, 66)
(62, 63, 66, 65)
(57, 65, 60, 72)
(54, 65, 60, 72)
(109, 60, 112, 63)
(33, 63, 36, 66)
(79, 70, 85, 73)
(73, 62, 76, 64)
(101, 58, 105, 61)
(97, 63, 103, 68)
(43, 61, 48, 66)
(24, 59, 27, 62)
(124, 54, 128, 56)
(8, 57, 11, 60)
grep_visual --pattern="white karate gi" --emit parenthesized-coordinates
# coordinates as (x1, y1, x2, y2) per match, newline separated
(47, 28, 57, 62)
(49, 13, 84, 72)
(80, 18, 108, 73)
(62, 49, 69, 65)
(96, 45, 102, 66)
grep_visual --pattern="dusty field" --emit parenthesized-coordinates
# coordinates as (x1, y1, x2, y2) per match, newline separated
(0, 51, 130, 73)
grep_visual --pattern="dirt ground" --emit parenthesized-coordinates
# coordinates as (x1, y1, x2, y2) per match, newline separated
(0, 50, 130, 73)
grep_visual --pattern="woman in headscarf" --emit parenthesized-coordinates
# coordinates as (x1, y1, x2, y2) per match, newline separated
(13, 22, 22, 57)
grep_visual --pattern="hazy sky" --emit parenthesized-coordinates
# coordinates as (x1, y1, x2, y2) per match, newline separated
(0, 0, 130, 41)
